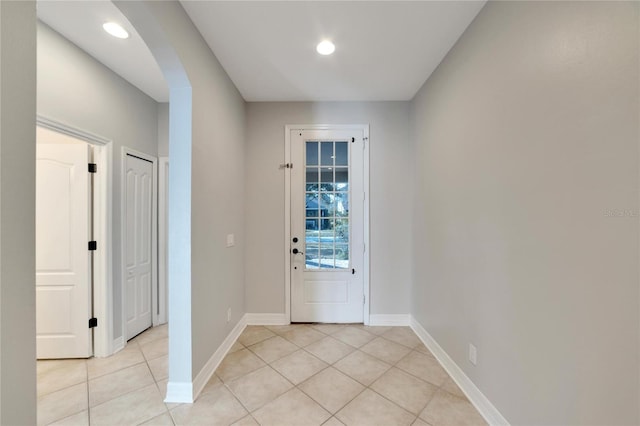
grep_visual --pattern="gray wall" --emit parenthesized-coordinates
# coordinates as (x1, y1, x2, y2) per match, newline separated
(37, 22, 159, 342)
(410, 1, 639, 424)
(142, 1, 247, 378)
(0, 1, 37, 424)
(245, 102, 412, 316)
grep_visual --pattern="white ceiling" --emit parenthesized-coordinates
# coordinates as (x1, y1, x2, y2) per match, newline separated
(37, 0, 169, 102)
(182, 1, 485, 101)
(37, 1, 486, 103)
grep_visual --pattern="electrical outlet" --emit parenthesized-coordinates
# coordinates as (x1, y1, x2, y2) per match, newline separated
(469, 343, 477, 365)
(227, 308, 231, 323)
(226, 234, 235, 247)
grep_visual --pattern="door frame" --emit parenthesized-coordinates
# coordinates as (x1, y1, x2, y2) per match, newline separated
(284, 124, 370, 325)
(37, 116, 113, 358)
(120, 147, 160, 342)
(158, 156, 169, 325)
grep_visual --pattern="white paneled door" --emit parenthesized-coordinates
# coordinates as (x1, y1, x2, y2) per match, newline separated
(36, 138, 92, 359)
(291, 129, 365, 323)
(125, 154, 154, 339)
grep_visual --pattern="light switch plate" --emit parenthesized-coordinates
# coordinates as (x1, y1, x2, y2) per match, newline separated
(226, 234, 235, 247)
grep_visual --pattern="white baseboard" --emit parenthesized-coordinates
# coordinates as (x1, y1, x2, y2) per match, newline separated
(245, 313, 288, 325)
(165, 381, 193, 404)
(409, 316, 509, 426)
(188, 314, 249, 402)
(369, 314, 411, 326)
(112, 336, 125, 354)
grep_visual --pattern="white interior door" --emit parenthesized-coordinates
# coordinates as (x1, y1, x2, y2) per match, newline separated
(125, 154, 154, 339)
(291, 129, 365, 323)
(36, 131, 92, 359)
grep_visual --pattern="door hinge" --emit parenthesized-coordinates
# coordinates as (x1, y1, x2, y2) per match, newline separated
(88, 163, 97, 173)
(352, 268, 355, 275)
(88, 241, 97, 251)
(89, 318, 98, 328)
(280, 163, 293, 169)
(363, 295, 366, 305)
(363, 243, 366, 254)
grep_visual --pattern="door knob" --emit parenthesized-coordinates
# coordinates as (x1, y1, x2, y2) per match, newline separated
(292, 248, 303, 254)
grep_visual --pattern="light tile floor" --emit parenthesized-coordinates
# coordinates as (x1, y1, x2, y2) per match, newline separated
(37, 323, 486, 426)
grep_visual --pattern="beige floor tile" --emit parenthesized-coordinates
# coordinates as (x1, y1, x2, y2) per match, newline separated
(238, 326, 275, 346)
(335, 389, 416, 426)
(89, 362, 155, 407)
(231, 415, 259, 425)
(396, 351, 449, 387)
(412, 418, 432, 426)
(216, 348, 266, 382)
(229, 341, 245, 354)
(415, 343, 436, 358)
(281, 326, 325, 347)
(170, 385, 248, 425)
(252, 388, 331, 426)
(155, 379, 183, 411)
(228, 365, 293, 412)
(419, 390, 486, 426)
(49, 409, 88, 426)
(37, 382, 87, 426)
(310, 324, 347, 335)
(134, 324, 168, 346)
(323, 417, 346, 426)
(247, 335, 298, 363)
(298, 367, 364, 414)
(265, 324, 299, 335)
(353, 325, 393, 336)
(88, 343, 145, 379)
(140, 411, 175, 425)
(90, 383, 167, 425)
(360, 336, 413, 365)
(37, 359, 87, 397)
(370, 367, 438, 415)
(141, 337, 169, 361)
(442, 377, 466, 399)
(200, 374, 223, 396)
(305, 336, 355, 364)
(382, 327, 421, 349)
(332, 327, 375, 348)
(148, 355, 169, 381)
(271, 350, 328, 385)
(333, 351, 391, 386)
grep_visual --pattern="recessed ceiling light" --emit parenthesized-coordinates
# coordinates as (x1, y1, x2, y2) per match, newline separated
(316, 40, 335, 55)
(103, 22, 129, 39)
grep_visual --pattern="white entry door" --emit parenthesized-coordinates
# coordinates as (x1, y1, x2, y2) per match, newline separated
(125, 154, 154, 339)
(291, 129, 365, 323)
(36, 132, 92, 359)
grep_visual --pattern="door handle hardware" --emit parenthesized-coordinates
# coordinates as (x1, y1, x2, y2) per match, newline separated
(292, 248, 303, 255)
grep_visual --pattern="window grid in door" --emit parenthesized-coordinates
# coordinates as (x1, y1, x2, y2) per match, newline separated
(304, 140, 349, 270)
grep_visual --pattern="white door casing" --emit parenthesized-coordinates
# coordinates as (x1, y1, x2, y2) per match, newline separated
(290, 128, 366, 323)
(36, 137, 92, 358)
(124, 152, 155, 339)
(157, 157, 169, 325)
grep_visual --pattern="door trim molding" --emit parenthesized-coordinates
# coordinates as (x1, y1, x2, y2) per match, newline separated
(37, 115, 114, 357)
(284, 124, 370, 325)
(158, 157, 169, 326)
(121, 147, 159, 341)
